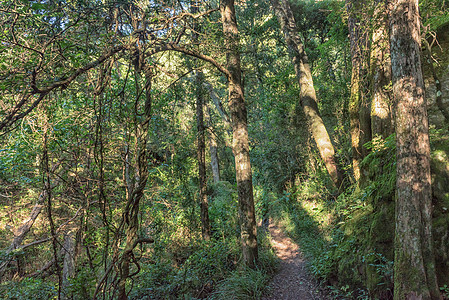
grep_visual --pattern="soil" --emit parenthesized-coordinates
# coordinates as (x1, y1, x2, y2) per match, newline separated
(262, 222, 328, 300)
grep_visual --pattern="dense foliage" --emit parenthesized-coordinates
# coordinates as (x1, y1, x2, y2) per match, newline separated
(0, 0, 448, 299)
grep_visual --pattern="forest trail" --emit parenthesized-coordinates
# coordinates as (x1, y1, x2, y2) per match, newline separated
(262, 222, 327, 300)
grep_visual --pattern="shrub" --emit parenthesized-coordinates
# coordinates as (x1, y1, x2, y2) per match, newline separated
(0, 278, 57, 300)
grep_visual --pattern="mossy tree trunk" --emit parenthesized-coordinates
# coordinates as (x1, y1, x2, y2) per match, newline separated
(346, 0, 372, 185)
(389, 0, 441, 298)
(272, 0, 344, 191)
(220, 0, 258, 268)
(371, 0, 393, 138)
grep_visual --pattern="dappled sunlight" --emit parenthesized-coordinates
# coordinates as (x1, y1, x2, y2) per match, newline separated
(0, 0, 448, 298)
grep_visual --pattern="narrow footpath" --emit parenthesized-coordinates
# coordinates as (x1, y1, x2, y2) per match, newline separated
(262, 222, 327, 300)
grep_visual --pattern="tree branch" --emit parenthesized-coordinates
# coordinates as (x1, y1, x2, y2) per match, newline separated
(148, 43, 231, 79)
(0, 45, 127, 132)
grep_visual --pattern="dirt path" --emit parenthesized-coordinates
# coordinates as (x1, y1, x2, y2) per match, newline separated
(262, 222, 327, 300)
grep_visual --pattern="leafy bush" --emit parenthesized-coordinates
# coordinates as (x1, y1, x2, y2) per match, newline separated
(171, 240, 238, 298)
(65, 266, 97, 300)
(0, 278, 57, 300)
(129, 260, 177, 299)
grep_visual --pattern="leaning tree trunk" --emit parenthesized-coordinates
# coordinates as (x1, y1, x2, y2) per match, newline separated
(220, 0, 258, 268)
(0, 188, 49, 278)
(389, 0, 441, 299)
(346, 0, 372, 185)
(272, 0, 343, 191)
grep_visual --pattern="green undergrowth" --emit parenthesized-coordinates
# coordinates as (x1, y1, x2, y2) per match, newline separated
(267, 136, 398, 299)
(0, 278, 57, 300)
(0, 181, 278, 300)
(267, 131, 449, 299)
(128, 181, 279, 300)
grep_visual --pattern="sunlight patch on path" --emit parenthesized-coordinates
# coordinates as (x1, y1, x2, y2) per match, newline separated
(262, 222, 327, 300)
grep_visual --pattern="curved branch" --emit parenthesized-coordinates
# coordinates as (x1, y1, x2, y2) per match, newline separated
(148, 43, 231, 79)
(33, 45, 126, 94)
(0, 45, 127, 132)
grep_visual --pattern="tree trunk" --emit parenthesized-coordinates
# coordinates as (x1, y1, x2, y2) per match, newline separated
(43, 127, 62, 300)
(61, 230, 76, 300)
(196, 71, 211, 240)
(117, 56, 152, 300)
(207, 105, 221, 183)
(204, 82, 231, 127)
(347, 0, 372, 185)
(192, 1, 211, 241)
(272, 0, 343, 191)
(220, 0, 258, 268)
(371, 0, 393, 138)
(389, 0, 441, 298)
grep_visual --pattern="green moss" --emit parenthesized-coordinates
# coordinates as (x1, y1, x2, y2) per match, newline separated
(393, 249, 425, 298)
(429, 131, 449, 286)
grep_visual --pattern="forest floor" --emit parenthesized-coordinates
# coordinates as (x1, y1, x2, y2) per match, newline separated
(262, 221, 328, 300)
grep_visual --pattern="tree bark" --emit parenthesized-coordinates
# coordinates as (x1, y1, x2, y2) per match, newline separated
(346, 0, 372, 185)
(371, 0, 394, 138)
(196, 71, 211, 240)
(207, 105, 221, 183)
(192, 1, 211, 241)
(61, 230, 76, 300)
(272, 0, 343, 191)
(389, 0, 441, 298)
(220, 0, 258, 268)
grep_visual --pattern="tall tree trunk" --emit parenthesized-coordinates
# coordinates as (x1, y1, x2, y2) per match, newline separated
(192, 0, 211, 240)
(196, 71, 211, 240)
(389, 0, 441, 298)
(371, 0, 393, 138)
(220, 0, 258, 268)
(272, 0, 343, 191)
(347, 0, 372, 185)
